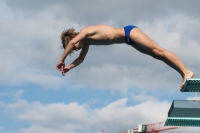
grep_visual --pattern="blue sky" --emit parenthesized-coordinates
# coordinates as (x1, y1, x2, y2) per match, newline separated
(1, 0, 200, 133)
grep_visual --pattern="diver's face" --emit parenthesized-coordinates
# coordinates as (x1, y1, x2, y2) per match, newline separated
(73, 42, 83, 51)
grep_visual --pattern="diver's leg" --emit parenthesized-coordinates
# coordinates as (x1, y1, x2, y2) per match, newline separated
(130, 28, 194, 91)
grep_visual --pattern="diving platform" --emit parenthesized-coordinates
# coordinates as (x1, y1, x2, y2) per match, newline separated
(182, 78, 200, 92)
(165, 100, 200, 126)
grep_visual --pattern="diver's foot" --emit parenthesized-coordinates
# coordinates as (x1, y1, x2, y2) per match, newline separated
(180, 70, 194, 91)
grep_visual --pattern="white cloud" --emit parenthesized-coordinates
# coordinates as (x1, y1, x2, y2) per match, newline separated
(13, 89, 24, 100)
(130, 93, 157, 101)
(69, 63, 179, 92)
(0, 126, 5, 132)
(1, 0, 200, 91)
(1, 90, 200, 133)
(3, 92, 170, 133)
(12, 72, 66, 89)
(187, 93, 200, 100)
(1, 1, 200, 133)
(66, 14, 200, 92)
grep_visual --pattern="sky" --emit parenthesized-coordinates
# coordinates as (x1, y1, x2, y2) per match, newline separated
(0, 0, 200, 133)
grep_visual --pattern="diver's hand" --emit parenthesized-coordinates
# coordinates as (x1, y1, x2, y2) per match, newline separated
(61, 66, 71, 76)
(56, 61, 65, 71)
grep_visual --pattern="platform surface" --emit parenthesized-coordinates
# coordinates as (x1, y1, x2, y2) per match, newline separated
(182, 78, 200, 92)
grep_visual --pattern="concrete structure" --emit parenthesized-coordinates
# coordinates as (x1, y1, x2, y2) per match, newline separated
(165, 100, 200, 126)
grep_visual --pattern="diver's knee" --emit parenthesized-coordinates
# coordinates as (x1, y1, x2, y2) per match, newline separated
(152, 48, 165, 57)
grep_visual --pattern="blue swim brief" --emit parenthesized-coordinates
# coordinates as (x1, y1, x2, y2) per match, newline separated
(124, 25, 137, 45)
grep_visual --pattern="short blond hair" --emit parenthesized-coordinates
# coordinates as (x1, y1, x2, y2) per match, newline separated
(60, 28, 79, 55)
